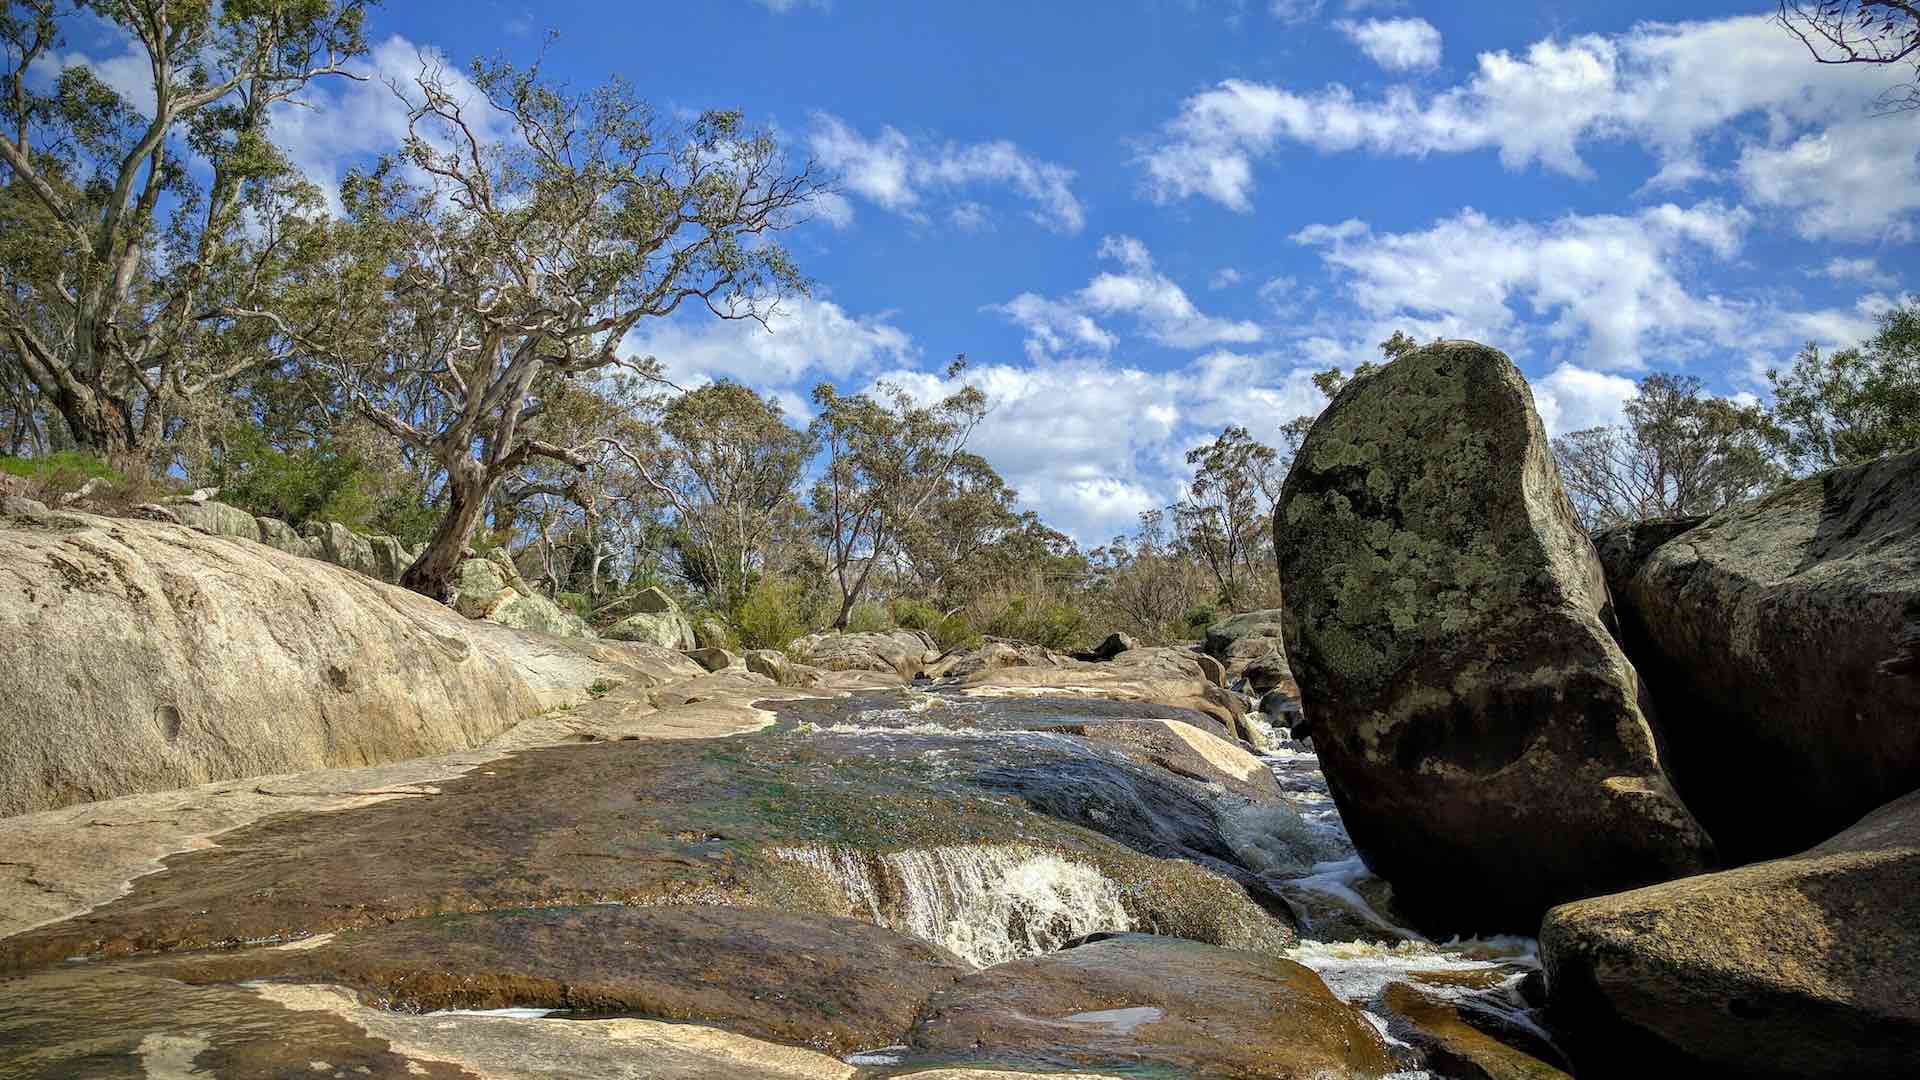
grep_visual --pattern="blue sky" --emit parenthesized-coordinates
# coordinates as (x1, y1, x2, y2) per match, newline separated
(66, 1, 1920, 540)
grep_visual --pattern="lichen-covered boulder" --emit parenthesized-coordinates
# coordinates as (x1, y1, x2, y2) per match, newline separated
(169, 500, 260, 542)
(449, 557, 592, 639)
(788, 629, 936, 680)
(604, 610, 697, 650)
(1202, 609, 1289, 678)
(1596, 451, 1920, 863)
(303, 520, 379, 578)
(1541, 789, 1920, 1079)
(252, 515, 320, 560)
(1274, 339, 1713, 934)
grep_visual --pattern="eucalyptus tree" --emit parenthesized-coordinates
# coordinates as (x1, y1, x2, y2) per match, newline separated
(1767, 301, 1920, 471)
(1172, 424, 1279, 608)
(0, 0, 369, 461)
(1779, 1, 1920, 111)
(614, 380, 813, 609)
(895, 450, 1021, 611)
(285, 57, 820, 600)
(810, 360, 988, 629)
(1552, 373, 1783, 531)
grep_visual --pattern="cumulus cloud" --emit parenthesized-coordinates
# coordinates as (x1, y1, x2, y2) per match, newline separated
(625, 298, 915, 388)
(1337, 17, 1442, 71)
(806, 113, 1086, 233)
(1209, 267, 1245, 289)
(870, 352, 1329, 541)
(1532, 363, 1638, 435)
(1294, 201, 1754, 370)
(1818, 257, 1896, 287)
(993, 236, 1263, 359)
(1138, 14, 1907, 236)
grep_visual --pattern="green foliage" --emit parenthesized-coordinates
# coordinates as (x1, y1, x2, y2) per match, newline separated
(845, 601, 896, 633)
(0, 451, 123, 488)
(1554, 373, 1784, 530)
(979, 595, 1091, 651)
(209, 427, 437, 543)
(891, 599, 944, 631)
(1767, 302, 1920, 472)
(1184, 605, 1218, 632)
(556, 592, 592, 619)
(731, 575, 818, 651)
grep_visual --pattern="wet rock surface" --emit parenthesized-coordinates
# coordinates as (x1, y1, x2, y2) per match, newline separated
(0, 694, 1295, 976)
(164, 905, 970, 1056)
(1541, 787, 1920, 1080)
(903, 933, 1395, 1079)
(1596, 449, 1920, 862)
(1274, 339, 1712, 934)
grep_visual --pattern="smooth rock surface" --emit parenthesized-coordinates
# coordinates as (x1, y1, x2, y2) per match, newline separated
(0, 511, 627, 817)
(1541, 788, 1920, 1080)
(1274, 340, 1712, 933)
(1598, 450, 1920, 860)
(1203, 609, 1291, 679)
(906, 933, 1394, 1079)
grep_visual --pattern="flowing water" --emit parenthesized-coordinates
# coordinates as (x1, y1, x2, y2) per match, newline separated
(795, 695, 1558, 1075)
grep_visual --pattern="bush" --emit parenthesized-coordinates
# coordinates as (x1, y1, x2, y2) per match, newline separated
(930, 612, 982, 652)
(891, 598, 944, 632)
(731, 575, 817, 651)
(845, 600, 895, 633)
(556, 591, 592, 619)
(1, 451, 133, 504)
(980, 595, 1091, 650)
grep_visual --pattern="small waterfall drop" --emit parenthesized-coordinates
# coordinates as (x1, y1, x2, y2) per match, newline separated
(772, 843, 1131, 967)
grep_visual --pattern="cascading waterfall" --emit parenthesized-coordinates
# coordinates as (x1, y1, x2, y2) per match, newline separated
(772, 842, 1131, 967)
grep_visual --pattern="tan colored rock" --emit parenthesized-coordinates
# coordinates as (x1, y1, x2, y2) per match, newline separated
(942, 645, 1246, 735)
(0, 512, 631, 817)
(1275, 340, 1712, 934)
(685, 646, 738, 672)
(1203, 609, 1289, 678)
(604, 609, 697, 649)
(1541, 789, 1920, 1080)
(169, 499, 260, 542)
(1061, 718, 1282, 802)
(789, 629, 932, 680)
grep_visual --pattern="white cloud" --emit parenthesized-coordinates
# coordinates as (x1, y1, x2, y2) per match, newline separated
(626, 298, 915, 388)
(993, 236, 1264, 358)
(806, 113, 1085, 233)
(1337, 17, 1442, 71)
(1736, 122, 1920, 241)
(1532, 363, 1638, 435)
(1209, 267, 1245, 289)
(1267, 0, 1324, 22)
(1139, 14, 1910, 235)
(1818, 257, 1896, 287)
(871, 352, 1329, 541)
(1293, 201, 1756, 370)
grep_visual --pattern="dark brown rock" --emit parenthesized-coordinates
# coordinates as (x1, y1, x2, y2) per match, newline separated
(1274, 340, 1713, 934)
(1541, 788, 1920, 1080)
(905, 933, 1394, 1079)
(1596, 451, 1920, 861)
(1381, 982, 1571, 1080)
(167, 905, 967, 1056)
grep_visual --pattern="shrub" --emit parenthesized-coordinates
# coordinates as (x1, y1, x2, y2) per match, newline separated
(731, 575, 816, 651)
(0, 451, 125, 501)
(930, 612, 982, 652)
(845, 600, 895, 633)
(980, 595, 1091, 650)
(891, 598, 944, 632)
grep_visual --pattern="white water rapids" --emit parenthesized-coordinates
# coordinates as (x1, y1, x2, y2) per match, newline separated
(791, 698, 1556, 1076)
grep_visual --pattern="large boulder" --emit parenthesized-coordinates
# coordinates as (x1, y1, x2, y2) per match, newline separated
(1541, 789, 1920, 1079)
(1203, 609, 1290, 677)
(1274, 340, 1713, 934)
(450, 557, 592, 640)
(168, 499, 260, 542)
(789, 629, 936, 680)
(1596, 450, 1920, 862)
(604, 610, 697, 650)
(0, 511, 608, 817)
